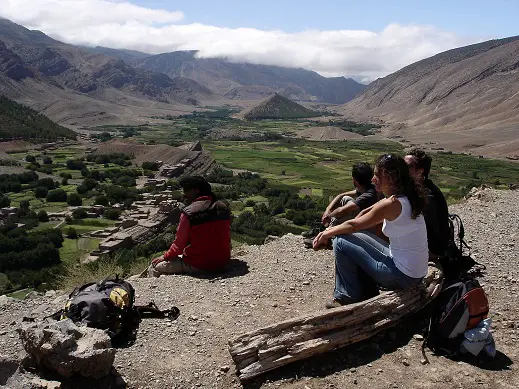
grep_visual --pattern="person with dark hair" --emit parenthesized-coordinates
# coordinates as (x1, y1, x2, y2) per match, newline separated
(303, 162, 380, 247)
(313, 154, 429, 307)
(405, 149, 450, 257)
(148, 176, 231, 277)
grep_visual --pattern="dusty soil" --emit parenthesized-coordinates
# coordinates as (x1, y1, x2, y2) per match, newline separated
(0, 187, 518, 389)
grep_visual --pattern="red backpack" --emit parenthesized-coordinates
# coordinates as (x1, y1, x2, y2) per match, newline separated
(425, 278, 489, 356)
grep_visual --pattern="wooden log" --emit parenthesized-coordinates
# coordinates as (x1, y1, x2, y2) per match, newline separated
(228, 262, 443, 381)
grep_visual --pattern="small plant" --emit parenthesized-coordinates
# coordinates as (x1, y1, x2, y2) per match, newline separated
(66, 227, 78, 239)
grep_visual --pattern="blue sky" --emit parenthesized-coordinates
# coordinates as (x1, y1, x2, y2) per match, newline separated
(133, 0, 517, 37)
(2, 0, 517, 80)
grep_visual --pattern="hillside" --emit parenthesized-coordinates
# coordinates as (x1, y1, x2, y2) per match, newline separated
(0, 187, 517, 388)
(244, 94, 320, 120)
(135, 50, 366, 104)
(0, 95, 76, 141)
(342, 36, 519, 158)
(0, 19, 213, 126)
(92, 139, 215, 175)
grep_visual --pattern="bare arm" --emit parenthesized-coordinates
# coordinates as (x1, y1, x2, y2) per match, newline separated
(313, 197, 401, 249)
(322, 190, 358, 223)
(329, 201, 360, 219)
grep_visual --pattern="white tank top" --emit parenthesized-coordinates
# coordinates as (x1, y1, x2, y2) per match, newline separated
(382, 196, 429, 278)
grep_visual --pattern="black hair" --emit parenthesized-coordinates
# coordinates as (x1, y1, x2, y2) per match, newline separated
(407, 148, 432, 179)
(178, 176, 212, 196)
(375, 154, 426, 219)
(351, 162, 374, 188)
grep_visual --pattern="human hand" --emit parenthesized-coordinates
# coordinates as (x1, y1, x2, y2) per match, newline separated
(152, 256, 166, 266)
(312, 231, 331, 250)
(321, 210, 331, 224)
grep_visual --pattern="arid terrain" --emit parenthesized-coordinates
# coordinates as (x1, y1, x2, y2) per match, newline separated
(1, 187, 517, 389)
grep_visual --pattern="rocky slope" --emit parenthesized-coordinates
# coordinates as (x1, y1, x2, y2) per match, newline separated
(342, 36, 519, 158)
(135, 50, 366, 104)
(0, 186, 518, 388)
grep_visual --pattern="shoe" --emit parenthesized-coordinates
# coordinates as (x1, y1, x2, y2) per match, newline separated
(325, 297, 354, 309)
(301, 222, 324, 238)
(325, 299, 345, 309)
(303, 238, 314, 249)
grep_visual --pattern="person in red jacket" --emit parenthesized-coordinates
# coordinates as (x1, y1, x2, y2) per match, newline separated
(148, 176, 231, 277)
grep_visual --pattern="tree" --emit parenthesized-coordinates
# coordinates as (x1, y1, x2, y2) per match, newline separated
(65, 215, 73, 224)
(37, 210, 49, 222)
(67, 193, 83, 206)
(42, 156, 53, 165)
(72, 208, 88, 219)
(104, 209, 121, 220)
(25, 155, 36, 163)
(142, 161, 160, 171)
(0, 194, 10, 208)
(37, 178, 56, 189)
(61, 178, 68, 186)
(46, 189, 67, 202)
(66, 227, 78, 239)
(94, 195, 109, 206)
(34, 186, 49, 199)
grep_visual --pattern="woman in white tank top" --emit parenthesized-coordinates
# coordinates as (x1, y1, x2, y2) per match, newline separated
(313, 154, 429, 308)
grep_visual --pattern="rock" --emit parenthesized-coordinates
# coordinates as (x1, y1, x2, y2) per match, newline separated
(0, 295, 15, 307)
(0, 354, 19, 385)
(44, 290, 57, 298)
(17, 319, 115, 379)
(264, 235, 280, 244)
(30, 377, 62, 388)
(220, 365, 230, 373)
(413, 334, 424, 341)
(24, 292, 40, 300)
(402, 360, 410, 366)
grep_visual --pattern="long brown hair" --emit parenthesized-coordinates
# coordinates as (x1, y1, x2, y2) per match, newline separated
(376, 154, 426, 219)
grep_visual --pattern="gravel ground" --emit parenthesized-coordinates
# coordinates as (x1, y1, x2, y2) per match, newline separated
(0, 187, 518, 389)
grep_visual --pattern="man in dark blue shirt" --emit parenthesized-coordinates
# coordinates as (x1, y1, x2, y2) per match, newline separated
(405, 149, 450, 257)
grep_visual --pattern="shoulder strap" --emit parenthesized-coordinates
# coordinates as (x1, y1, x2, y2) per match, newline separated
(135, 302, 180, 320)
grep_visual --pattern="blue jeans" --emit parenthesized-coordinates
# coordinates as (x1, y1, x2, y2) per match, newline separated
(333, 232, 423, 302)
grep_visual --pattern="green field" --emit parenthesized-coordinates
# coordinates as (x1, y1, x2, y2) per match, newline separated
(203, 139, 519, 202)
(59, 237, 101, 263)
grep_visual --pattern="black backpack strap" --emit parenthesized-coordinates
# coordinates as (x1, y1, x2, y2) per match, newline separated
(135, 302, 180, 320)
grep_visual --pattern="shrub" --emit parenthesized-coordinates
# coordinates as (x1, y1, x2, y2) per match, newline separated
(0, 194, 11, 208)
(42, 156, 53, 165)
(34, 186, 49, 198)
(37, 178, 56, 190)
(61, 178, 68, 186)
(142, 161, 160, 171)
(66, 227, 78, 239)
(72, 208, 88, 219)
(66, 159, 86, 170)
(65, 215, 73, 224)
(46, 189, 67, 202)
(37, 210, 49, 222)
(25, 155, 36, 163)
(104, 209, 121, 220)
(245, 200, 256, 207)
(59, 173, 72, 179)
(94, 195, 109, 206)
(67, 193, 83, 206)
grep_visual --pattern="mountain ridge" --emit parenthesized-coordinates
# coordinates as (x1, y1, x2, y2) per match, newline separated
(342, 35, 519, 157)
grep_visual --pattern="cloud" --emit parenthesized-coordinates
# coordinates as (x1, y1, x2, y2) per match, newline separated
(1, 0, 482, 82)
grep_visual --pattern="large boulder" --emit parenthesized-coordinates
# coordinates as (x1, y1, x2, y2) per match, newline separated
(17, 319, 115, 379)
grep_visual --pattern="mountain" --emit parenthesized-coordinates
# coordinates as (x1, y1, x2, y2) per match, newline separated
(135, 50, 366, 104)
(0, 95, 76, 140)
(243, 93, 319, 120)
(0, 19, 213, 126)
(342, 36, 519, 158)
(86, 46, 150, 64)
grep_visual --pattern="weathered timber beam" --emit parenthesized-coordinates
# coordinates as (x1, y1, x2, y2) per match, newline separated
(228, 262, 443, 381)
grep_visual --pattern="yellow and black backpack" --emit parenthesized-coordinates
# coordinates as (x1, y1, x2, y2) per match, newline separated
(55, 276, 179, 345)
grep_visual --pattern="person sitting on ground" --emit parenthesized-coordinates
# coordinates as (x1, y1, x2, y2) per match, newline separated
(148, 176, 231, 277)
(312, 154, 429, 308)
(303, 162, 380, 248)
(404, 149, 450, 258)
